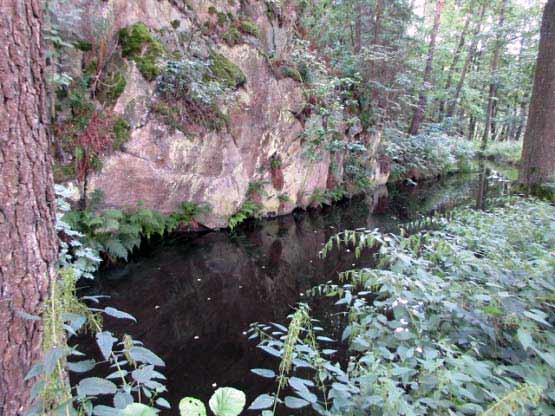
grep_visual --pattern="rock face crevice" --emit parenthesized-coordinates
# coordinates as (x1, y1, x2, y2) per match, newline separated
(53, 0, 389, 228)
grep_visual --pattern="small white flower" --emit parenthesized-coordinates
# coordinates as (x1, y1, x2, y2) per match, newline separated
(197, 278, 202, 282)
(399, 298, 408, 305)
(416, 346, 423, 353)
(154, 305, 160, 310)
(400, 318, 408, 325)
(207, 297, 211, 301)
(212, 383, 217, 388)
(394, 327, 404, 333)
(194, 335, 200, 340)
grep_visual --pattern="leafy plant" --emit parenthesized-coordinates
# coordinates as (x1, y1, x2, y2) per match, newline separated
(251, 197, 555, 415)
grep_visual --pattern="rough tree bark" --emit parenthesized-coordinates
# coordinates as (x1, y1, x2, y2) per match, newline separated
(0, 1, 58, 414)
(408, 0, 444, 135)
(447, 0, 487, 119)
(481, 0, 507, 149)
(519, 0, 555, 186)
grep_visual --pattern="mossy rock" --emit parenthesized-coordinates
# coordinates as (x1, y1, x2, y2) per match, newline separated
(238, 19, 260, 37)
(209, 52, 246, 88)
(118, 22, 164, 81)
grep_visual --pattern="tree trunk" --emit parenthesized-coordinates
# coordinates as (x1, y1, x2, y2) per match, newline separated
(354, 1, 362, 53)
(408, 0, 444, 135)
(481, 0, 507, 149)
(447, 0, 487, 119)
(519, 0, 555, 186)
(0, 1, 58, 414)
(438, 12, 471, 121)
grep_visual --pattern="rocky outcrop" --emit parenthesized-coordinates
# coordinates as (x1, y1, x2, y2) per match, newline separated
(52, 0, 389, 228)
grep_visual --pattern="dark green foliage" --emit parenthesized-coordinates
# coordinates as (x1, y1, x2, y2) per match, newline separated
(74, 39, 92, 52)
(170, 19, 181, 29)
(209, 52, 246, 88)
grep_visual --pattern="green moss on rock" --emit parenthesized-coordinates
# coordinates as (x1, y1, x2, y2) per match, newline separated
(118, 22, 164, 81)
(209, 52, 246, 88)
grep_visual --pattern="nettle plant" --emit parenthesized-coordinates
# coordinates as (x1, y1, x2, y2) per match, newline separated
(25, 186, 171, 416)
(249, 198, 555, 415)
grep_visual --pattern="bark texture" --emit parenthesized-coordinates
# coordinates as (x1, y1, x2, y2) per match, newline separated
(0, 1, 58, 414)
(408, 0, 444, 135)
(519, 0, 555, 186)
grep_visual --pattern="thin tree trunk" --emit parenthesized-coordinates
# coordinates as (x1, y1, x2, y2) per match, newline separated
(354, 1, 362, 53)
(408, 0, 444, 135)
(447, 0, 487, 118)
(438, 12, 472, 121)
(481, 0, 508, 150)
(519, 0, 555, 186)
(0, 1, 58, 414)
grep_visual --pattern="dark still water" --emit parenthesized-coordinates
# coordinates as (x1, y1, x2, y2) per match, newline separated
(77, 171, 512, 413)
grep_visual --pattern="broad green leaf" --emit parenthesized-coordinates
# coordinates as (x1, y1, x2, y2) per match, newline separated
(250, 368, 275, 378)
(122, 403, 157, 416)
(284, 396, 310, 409)
(248, 394, 274, 410)
(129, 347, 165, 367)
(208, 387, 246, 416)
(96, 331, 117, 361)
(78, 377, 117, 396)
(67, 359, 96, 373)
(104, 307, 136, 322)
(179, 397, 206, 416)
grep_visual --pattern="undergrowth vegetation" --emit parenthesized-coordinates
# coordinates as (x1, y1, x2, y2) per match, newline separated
(249, 197, 555, 415)
(382, 126, 478, 182)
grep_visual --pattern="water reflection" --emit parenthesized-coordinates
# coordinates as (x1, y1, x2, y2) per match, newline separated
(79, 173, 510, 413)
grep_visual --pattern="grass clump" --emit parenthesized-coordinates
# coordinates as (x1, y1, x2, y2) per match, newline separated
(112, 117, 131, 150)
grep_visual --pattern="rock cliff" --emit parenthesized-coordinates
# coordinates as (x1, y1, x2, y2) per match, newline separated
(52, 0, 389, 228)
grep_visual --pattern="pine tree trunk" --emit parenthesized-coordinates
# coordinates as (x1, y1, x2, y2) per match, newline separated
(408, 0, 444, 135)
(447, 0, 487, 119)
(438, 12, 471, 121)
(519, 0, 555, 186)
(0, 1, 58, 414)
(481, 0, 507, 149)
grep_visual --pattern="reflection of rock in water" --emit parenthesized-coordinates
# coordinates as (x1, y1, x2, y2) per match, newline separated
(81, 176, 508, 414)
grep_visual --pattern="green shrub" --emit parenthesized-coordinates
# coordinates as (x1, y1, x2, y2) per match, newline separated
(74, 39, 92, 52)
(279, 65, 303, 82)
